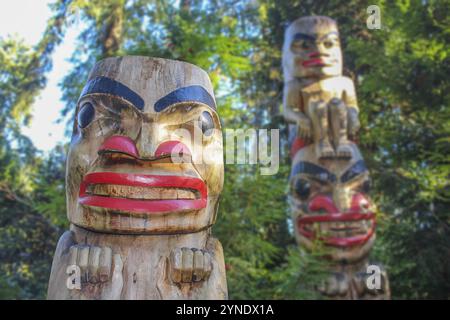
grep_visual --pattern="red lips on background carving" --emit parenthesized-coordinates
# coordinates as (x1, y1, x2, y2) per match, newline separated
(297, 193, 375, 247)
(302, 58, 326, 67)
(99, 135, 139, 158)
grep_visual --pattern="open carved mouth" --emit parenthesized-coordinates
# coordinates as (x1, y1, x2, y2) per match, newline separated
(79, 172, 207, 214)
(300, 58, 338, 68)
(297, 194, 376, 247)
(302, 58, 327, 67)
(297, 212, 375, 247)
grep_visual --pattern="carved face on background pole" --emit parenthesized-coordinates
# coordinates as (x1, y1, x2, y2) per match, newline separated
(66, 56, 224, 234)
(289, 143, 375, 262)
(282, 16, 343, 80)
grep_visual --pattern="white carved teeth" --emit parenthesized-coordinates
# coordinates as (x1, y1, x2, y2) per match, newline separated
(87, 184, 197, 200)
(309, 220, 370, 237)
(329, 222, 346, 230)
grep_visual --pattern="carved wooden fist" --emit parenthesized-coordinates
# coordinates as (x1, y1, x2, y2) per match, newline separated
(169, 248, 213, 283)
(353, 268, 390, 298)
(69, 245, 117, 283)
(317, 273, 350, 297)
(67, 243, 124, 300)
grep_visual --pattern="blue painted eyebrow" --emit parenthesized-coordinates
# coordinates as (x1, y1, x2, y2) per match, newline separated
(79, 76, 145, 110)
(293, 33, 316, 42)
(154, 85, 216, 112)
(293, 32, 340, 43)
(291, 161, 337, 183)
(340, 160, 368, 183)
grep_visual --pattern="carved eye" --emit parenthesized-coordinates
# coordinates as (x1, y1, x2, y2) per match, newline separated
(78, 102, 95, 128)
(291, 40, 310, 52)
(294, 179, 311, 200)
(199, 111, 214, 136)
(323, 40, 334, 49)
(361, 179, 371, 194)
(301, 40, 311, 50)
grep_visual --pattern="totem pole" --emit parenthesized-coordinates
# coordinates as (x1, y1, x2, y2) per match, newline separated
(47, 56, 227, 299)
(282, 16, 390, 299)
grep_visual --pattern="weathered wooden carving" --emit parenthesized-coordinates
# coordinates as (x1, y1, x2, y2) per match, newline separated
(47, 56, 227, 299)
(283, 16, 360, 159)
(283, 16, 390, 299)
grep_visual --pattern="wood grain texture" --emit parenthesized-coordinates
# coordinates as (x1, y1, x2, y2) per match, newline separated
(282, 16, 359, 159)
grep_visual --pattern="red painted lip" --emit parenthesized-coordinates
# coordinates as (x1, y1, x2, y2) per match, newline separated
(302, 58, 326, 67)
(79, 172, 207, 214)
(297, 212, 375, 247)
(297, 193, 375, 247)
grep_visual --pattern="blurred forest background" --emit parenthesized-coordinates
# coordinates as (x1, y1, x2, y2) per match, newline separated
(0, 0, 449, 299)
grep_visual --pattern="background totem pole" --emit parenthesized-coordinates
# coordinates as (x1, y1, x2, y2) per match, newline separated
(283, 16, 390, 299)
(47, 56, 227, 299)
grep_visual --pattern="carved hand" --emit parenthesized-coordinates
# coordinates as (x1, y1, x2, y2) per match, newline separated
(169, 247, 212, 283)
(354, 268, 389, 298)
(297, 115, 312, 139)
(67, 245, 123, 299)
(317, 273, 349, 297)
(347, 108, 360, 136)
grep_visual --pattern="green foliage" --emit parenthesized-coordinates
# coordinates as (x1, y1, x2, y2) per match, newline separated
(272, 246, 329, 300)
(60, 0, 253, 120)
(348, 1, 450, 299)
(0, 1, 70, 299)
(214, 165, 291, 298)
(0, 195, 59, 299)
(33, 145, 69, 229)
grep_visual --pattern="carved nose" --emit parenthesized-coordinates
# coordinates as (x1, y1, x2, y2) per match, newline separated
(99, 135, 139, 158)
(332, 187, 352, 212)
(137, 120, 158, 158)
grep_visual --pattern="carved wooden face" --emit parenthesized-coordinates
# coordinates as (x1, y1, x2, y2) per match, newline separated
(66, 56, 223, 234)
(282, 16, 343, 80)
(289, 144, 375, 262)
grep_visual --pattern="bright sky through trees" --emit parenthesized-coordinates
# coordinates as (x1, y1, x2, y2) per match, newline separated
(0, 0, 71, 152)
